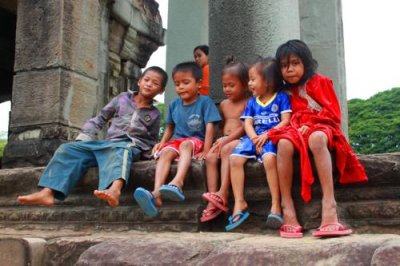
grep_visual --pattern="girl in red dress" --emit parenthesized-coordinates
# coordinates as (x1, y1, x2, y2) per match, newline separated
(270, 40, 367, 238)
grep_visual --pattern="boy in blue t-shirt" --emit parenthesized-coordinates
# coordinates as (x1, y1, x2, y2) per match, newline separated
(134, 61, 221, 217)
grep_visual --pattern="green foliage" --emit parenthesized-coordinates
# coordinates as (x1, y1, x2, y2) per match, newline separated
(348, 87, 400, 154)
(155, 102, 166, 139)
(0, 140, 6, 158)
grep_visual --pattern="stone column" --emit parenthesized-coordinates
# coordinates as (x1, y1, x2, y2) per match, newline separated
(299, 0, 348, 136)
(165, 0, 209, 109)
(209, 0, 300, 102)
(3, 0, 102, 167)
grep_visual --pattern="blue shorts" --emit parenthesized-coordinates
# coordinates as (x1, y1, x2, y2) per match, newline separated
(230, 136, 277, 161)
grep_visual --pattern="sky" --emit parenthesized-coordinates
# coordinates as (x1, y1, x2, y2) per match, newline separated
(1, 0, 399, 132)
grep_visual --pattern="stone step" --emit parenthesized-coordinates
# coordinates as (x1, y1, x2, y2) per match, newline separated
(0, 203, 203, 232)
(0, 230, 399, 265)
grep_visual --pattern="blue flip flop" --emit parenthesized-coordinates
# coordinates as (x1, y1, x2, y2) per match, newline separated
(133, 187, 158, 217)
(225, 210, 250, 231)
(266, 212, 284, 229)
(159, 184, 185, 201)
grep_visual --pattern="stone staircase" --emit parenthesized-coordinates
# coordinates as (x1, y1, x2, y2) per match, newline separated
(0, 153, 399, 234)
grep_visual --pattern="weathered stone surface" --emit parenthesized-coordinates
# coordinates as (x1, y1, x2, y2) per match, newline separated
(10, 69, 97, 128)
(371, 239, 400, 266)
(0, 237, 46, 266)
(73, 233, 400, 266)
(15, 0, 100, 78)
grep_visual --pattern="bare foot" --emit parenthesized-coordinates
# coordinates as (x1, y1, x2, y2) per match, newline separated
(94, 189, 121, 208)
(320, 199, 339, 226)
(17, 188, 55, 206)
(153, 191, 163, 207)
(281, 200, 301, 226)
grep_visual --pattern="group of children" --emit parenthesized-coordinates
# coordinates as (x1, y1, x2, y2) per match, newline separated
(17, 40, 367, 238)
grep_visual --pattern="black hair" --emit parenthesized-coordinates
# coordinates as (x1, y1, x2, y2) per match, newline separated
(142, 66, 168, 88)
(222, 55, 249, 89)
(172, 61, 202, 82)
(275, 39, 318, 86)
(250, 56, 282, 92)
(193, 45, 209, 55)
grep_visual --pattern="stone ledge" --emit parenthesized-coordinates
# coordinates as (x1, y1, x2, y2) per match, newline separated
(1, 230, 399, 265)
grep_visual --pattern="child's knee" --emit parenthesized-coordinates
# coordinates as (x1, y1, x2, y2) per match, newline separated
(277, 139, 294, 156)
(205, 151, 218, 164)
(179, 140, 194, 151)
(263, 154, 277, 171)
(159, 149, 177, 161)
(230, 156, 246, 168)
(308, 131, 328, 152)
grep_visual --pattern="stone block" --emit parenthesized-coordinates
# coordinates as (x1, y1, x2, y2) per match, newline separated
(0, 238, 46, 266)
(10, 69, 97, 128)
(15, 0, 100, 78)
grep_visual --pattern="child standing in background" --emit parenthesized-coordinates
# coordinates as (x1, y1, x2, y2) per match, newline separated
(201, 56, 250, 222)
(193, 45, 210, 96)
(17, 67, 167, 208)
(270, 39, 367, 238)
(134, 62, 221, 217)
(226, 57, 292, 231)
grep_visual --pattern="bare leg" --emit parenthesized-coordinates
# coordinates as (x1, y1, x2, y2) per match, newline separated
(215, 140, 239, 201)
(230, 156, 248, 219)
(277, 139, 300, 226)
(17, 187, 55, 206)
(168, 140, 193, 188)
(308, 131, 338, 226)
(204, 151, 220, 209)
(153, 149, 178, 206)
(263, 154, 281, 215)
(94, 178, 124, 208)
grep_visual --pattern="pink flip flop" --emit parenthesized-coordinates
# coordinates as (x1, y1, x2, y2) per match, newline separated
(202, 192, 229, 213)
(312, 223, 353, 238)
(200, 206, 223, 222)
(280, 224, 303, 238)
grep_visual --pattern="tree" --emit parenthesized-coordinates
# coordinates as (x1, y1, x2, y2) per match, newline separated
(348, 87, 400, 154)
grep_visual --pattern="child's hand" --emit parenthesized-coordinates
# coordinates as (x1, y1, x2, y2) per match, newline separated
(151, 143, 162, 157)
(298, 125, 310, 135)
(255, 133, 268, 154)
(194, 151, 206, 160)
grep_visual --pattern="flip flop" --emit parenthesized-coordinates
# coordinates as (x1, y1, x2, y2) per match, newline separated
(225, 210, 250, 231)
(280, 224, 303, 238)
(200, 206, 223, 222)
(266, 212, 284, 229)
(312, 223, 353, 238)
(159, 184, 185, 201)
(133, 187, 158, 217)
(202, 192, 229, 212)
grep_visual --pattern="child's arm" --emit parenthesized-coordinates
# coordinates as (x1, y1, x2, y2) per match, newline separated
(244, 118, 258, 144)
(256, 112, 291, 153)
(195, 122, 215, 160)
(76, 96, 118, 140)
(151, 123, 174, 156)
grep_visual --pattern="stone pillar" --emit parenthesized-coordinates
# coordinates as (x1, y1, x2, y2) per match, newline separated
(3, 0, 165, 168)
(165, 0, 209, 109)
(3, 0, 102, 167)
(209, 0, 300, 102)
(299, 0, 348, 136)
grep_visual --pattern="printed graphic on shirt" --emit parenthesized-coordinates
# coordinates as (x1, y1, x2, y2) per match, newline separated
(187, 114, 202, 132)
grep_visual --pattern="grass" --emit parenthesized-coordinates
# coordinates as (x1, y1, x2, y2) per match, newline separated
(0, 140, 7, 157)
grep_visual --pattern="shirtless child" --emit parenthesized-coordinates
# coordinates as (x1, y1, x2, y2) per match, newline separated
(201, 57, 250, 222)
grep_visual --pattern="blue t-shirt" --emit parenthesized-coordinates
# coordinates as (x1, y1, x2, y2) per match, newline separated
(241, 91, 291, 135)
(167, 95, 221, 141)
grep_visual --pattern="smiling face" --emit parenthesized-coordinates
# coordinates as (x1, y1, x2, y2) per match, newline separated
(137, 70, 164, 99)
(193, 49, 209, 68)
(248, 66, 267, 97)
(280, 54, 305, 85)
(173, 70, 201, 105)
(222, 73, 246, 101)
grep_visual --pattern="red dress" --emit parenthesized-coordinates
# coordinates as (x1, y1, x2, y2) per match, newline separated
(268, 74, 368, 202)
(199, 64, 209, 96)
